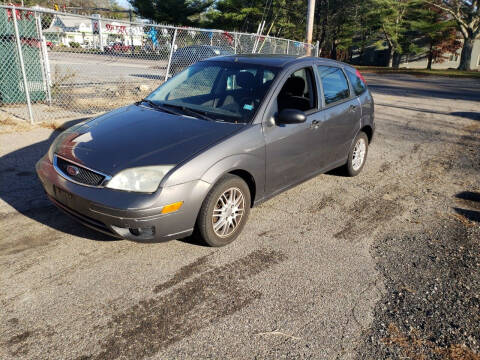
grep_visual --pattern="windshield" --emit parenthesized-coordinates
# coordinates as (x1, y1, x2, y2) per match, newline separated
(146, 61, 279, 123)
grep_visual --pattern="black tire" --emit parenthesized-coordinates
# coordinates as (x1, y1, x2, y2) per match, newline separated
(344, 131, 369, 177)
(194, 174, 251, 247)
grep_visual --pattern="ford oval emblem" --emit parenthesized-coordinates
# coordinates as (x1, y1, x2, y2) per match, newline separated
(66, 165, 79, 176)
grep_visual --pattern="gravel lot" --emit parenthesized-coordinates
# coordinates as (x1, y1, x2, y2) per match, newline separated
(0, 73, 479, 359)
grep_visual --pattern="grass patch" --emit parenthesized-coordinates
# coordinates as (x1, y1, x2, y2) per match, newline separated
(356, 66, 480, 79)
(0, 114, 69, 134)
(0, 116, 31, 134)
(38, 120, 67, 131)
(383, 323, 480, 360)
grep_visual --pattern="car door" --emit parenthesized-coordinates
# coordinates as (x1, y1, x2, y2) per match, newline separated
(315, 64, 361, 168)
(263, 65, 322, 195)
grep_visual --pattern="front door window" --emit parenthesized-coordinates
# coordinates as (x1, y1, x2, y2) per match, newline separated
(277, 67, 317, 112)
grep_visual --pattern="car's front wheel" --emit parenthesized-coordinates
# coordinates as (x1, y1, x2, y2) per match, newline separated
(345, 131, 369, 177)
(195, 174, 251, 247)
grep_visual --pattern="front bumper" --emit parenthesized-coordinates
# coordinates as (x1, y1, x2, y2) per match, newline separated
(36, 155, 210, 241)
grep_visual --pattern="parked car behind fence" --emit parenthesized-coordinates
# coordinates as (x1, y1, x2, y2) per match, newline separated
(170, 45, 234, 75)
(104, 42, 133, 54)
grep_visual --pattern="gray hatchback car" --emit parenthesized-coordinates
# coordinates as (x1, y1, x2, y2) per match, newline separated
(36, 55, 374, 246)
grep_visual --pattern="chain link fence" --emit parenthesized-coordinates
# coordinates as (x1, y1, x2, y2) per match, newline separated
(0, 5, 317, 124)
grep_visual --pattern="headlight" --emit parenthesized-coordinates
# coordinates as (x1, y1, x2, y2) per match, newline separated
(105, 165, 174, 193)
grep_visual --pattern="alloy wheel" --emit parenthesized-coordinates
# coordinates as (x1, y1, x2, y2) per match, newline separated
(352, 138, 367, 171)
(212, 187, 245, 238)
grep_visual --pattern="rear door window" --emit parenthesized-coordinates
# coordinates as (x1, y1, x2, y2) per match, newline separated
(317, 65, 350, 105)
(345, 68, 367, 96)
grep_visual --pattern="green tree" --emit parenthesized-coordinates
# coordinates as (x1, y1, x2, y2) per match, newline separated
(367, 0, 416, 67)
(352, 1, 379, 63)
(330, 1, 364, 60)
(273, 0, 306, 40)
(207, 0, 265, 33)
(411, 4, 461, 69)
(208, 0, 306, 40)
(129, 0, 213, 26)
(427, 0, 480, 70)
(312, 0, 356, 59)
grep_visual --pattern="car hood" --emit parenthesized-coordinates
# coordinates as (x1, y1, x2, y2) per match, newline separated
(53, 104, 243, 175)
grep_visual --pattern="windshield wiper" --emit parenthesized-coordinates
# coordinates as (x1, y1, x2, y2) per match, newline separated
(139, 99, 182, 116)
(161, 103, 215, 121)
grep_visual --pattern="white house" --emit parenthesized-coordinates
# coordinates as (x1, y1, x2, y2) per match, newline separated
(44, 14, 144, 48)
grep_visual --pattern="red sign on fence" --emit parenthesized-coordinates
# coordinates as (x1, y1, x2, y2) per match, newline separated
(105, 24, 127, 34)
(6, 4, 34, 21)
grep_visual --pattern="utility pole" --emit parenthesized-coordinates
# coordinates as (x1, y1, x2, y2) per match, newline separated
(129, 9, 134, 53)
(306, 0, 316, 56)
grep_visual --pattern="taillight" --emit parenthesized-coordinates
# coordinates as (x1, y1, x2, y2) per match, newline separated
(356, 69, 367, 84)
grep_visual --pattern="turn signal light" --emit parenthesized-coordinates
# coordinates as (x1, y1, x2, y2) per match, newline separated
(161, 201, 183, 214)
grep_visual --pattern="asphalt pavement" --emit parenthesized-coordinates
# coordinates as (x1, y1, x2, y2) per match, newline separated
(1, 73, 479, 359)
(48, 51, 168, 86)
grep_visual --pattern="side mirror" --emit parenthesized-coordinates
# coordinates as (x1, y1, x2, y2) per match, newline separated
(277, 109, 306, 125)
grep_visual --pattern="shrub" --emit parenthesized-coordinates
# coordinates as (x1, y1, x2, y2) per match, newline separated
(69, 41, 81, 48)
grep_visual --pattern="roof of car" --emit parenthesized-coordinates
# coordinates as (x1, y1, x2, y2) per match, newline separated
(183, 45, 227, 49)
(204, 54, 347, 68)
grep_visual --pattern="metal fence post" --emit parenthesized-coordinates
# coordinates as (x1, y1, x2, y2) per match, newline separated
(165, 28, 177, 81)
(129, 9, 134, 54)
(12, 5, 34, 124)
(286, 39, 290, 54)
(35, 11, 52, 105)
(98, 15, 104, 51)
(92, 14, 104, 51)
(233, 32, 237, 54)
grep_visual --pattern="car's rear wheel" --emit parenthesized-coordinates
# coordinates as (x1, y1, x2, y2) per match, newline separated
(195, 174, 251, 247)
(345, 131, 369, 177)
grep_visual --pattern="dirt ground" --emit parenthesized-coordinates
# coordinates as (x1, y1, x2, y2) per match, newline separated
(0, 73, 479, 359)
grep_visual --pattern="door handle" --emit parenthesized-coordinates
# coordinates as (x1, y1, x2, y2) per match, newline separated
(310, 119, 320, 129)
(349, 105, 357, 112)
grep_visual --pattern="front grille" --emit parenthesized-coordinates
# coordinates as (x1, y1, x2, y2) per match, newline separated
(56, 156, 105, 186)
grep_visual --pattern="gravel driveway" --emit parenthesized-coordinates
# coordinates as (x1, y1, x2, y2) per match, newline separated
(0, 73, 479, 359)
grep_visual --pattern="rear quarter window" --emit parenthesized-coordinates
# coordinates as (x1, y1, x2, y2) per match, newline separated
(345, 68, 367, 96)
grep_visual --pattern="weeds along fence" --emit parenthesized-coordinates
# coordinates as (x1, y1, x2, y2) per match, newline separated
(0, 5, 317, 124)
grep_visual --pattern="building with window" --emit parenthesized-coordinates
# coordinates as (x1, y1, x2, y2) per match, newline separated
(44, 14, 144, 48)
